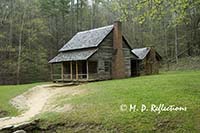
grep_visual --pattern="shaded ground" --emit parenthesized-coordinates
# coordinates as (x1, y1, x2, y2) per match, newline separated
(0, 110, 8, 118)
(0, 84, 85, 129)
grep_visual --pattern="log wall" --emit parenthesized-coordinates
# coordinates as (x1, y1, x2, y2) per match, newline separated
(89, 32, 134, 80)
(89, 32, 113, 80)
(139, 48, 160, 75)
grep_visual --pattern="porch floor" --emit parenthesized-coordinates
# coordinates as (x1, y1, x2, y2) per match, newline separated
(53, 78, 98, 83)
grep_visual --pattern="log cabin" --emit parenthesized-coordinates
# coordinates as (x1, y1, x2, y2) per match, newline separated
(131, 47, 162, 76)
(49, 21, 161, 82)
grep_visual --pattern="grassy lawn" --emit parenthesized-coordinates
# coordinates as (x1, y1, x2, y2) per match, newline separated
(39, 70, 200, 132)
(0, 82, 45, 117)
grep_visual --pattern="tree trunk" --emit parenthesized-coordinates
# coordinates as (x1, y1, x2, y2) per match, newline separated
(17, 12, 25, 84)
(92, 0, 96, 28)
(174, 25, 178, 64)
(9, 4, 13, 47)
(76, 0, 79, 32)
(90, 3, 93, 29)
(164, 23, 168, 59)
(80, 0, 83, 30)
(71, 0, 75, 36)
(55, 15, 59, 51)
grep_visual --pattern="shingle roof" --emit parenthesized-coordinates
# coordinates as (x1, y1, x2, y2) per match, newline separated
(59, 25, 114, 52)
(131, 47, 150, 60)
(49, 49, 98, 63)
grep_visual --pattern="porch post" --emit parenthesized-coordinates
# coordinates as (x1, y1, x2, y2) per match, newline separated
(76, 61, 78, 80)
(70, 61, 73, 80)
(50, 64, 53, 80)
(61, 62, 64, 80)
(86, 60, 89, 80)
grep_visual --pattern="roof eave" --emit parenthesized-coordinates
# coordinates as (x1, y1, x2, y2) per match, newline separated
(48, 48, 98, 64)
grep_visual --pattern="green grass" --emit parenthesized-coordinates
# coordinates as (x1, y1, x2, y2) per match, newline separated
(0, 82, 45, 116)
(39, 70, 200, 132)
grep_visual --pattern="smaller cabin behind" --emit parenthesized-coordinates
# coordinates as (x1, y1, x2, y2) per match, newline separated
(131, 47, 162, 76)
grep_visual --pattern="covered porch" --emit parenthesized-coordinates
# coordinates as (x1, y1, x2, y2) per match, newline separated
(50, 60, 98, 82)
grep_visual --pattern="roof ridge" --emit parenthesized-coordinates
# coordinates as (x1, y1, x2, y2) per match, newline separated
(77, 25, 114, 34)
(131, 47, 151, 60)
(132, 47, 149, 50)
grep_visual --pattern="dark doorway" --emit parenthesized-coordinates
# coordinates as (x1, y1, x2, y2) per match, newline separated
(79, 61, 87, 79)
(72, 62, 76, 79)
(131, 60, 140, 77)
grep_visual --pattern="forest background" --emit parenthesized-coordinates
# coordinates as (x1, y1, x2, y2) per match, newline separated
(0, 0, 199, 84)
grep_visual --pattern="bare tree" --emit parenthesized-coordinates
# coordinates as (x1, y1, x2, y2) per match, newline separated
(17, 12, 25, 84)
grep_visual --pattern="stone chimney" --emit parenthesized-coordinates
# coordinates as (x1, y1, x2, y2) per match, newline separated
(112, 21, 126, 79)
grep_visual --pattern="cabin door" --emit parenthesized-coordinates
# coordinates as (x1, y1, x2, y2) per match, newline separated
(131, 60, 140, 77)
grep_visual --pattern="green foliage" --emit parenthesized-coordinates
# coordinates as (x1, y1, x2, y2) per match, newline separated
(0, 0, 55, 84)
(109, 0, 200, 60)
(0, 0, 199, 84)
(39, 0, 70, 16)
(111, 0, 197, 26)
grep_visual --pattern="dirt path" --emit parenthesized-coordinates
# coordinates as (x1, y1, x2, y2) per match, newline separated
(0, 84, 84, 129)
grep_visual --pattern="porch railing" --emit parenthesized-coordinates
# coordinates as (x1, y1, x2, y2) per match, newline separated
(52, 74, 61, 80)
(52, 73, 98, 81)
(78, 74, 87, 79)
(63, 74, 71, 79)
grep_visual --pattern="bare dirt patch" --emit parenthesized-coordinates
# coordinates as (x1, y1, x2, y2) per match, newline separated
(0, 84, 85, 129)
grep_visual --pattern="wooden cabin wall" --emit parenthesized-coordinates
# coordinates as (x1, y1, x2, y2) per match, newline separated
(139, 59, 147, 76)
(89, 32, 113, 80)
(151, 49, 159, 74)
(147, 48, 159, 74)
(90, 32, 135, 80)
(140, 49, 159, 75)
(122, 40, 135, 77)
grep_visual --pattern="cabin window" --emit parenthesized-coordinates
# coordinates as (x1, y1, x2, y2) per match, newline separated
(104, 61, 111, 72)
(89, 61, 97, 73)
